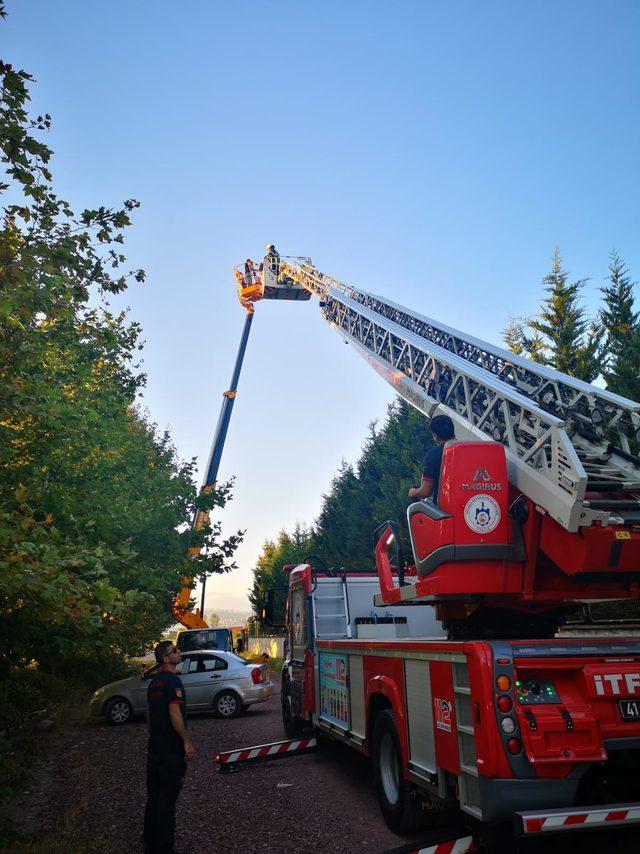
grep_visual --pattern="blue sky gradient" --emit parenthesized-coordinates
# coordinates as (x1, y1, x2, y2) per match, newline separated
(6, 1, 640, 610)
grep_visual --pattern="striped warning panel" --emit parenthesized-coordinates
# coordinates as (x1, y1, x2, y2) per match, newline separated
(414, 837, 476, 854)
(384, 835, 476, 854)
(215, 736, 317, 768)
(519, 803, 640, 834)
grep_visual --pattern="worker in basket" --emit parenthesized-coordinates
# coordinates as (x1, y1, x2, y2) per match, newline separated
(408, 414, 456, 506)
(243, 258, 255, 286)
(265, 243, 280, 275)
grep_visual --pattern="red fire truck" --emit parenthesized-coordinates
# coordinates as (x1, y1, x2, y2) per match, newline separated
(251, 257, 640, 843)
(275, 562, 640, 841)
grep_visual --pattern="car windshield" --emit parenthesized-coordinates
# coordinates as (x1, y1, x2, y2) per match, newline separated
(177, 629, 231, 652)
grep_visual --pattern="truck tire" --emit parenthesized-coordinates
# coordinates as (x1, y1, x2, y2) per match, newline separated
(372, 709, 429, 834)
(281, 681, 305, 739)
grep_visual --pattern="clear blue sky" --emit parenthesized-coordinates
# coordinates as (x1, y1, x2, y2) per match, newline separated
(6, 1, 640, 612)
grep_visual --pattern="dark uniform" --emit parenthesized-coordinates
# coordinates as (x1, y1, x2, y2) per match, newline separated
(265, 245, 280, 275)
(422, 443, 445, 504)
(143, 671, 187, 854)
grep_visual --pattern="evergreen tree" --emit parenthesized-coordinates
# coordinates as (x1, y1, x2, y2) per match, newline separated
(249, 399, 434, 619)
(527, 248, 603, 380)
(248, 524, 313, 622)
(506, 249, 604, 380)
(600, 250, 640, 400)
(503, 316, 547, 363)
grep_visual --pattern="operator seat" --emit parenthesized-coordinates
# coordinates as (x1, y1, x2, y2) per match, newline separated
(408, 441, 513, 577)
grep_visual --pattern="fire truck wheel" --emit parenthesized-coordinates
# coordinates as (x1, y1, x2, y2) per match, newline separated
(372, 709, 428, 834)
(282, 688, 304, 738)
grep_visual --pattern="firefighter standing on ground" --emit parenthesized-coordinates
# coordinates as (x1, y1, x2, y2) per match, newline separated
(408, 414, 456, 505)
(144, 640, 195, 854)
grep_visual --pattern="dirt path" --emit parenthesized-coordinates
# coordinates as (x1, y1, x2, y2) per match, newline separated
(4, 677, 640, 853)
(3, 677, 421, 853)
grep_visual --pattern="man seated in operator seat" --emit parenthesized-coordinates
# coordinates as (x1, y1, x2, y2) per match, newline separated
(408, 414, 456, 506)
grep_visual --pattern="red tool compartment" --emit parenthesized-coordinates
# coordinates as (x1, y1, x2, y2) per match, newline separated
(513, 654, 640, 772)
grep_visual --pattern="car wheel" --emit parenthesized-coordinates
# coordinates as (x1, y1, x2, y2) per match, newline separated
(105, 697, 132, 726)
(214, 690, 242, 718)
(372, 709, 435, 833)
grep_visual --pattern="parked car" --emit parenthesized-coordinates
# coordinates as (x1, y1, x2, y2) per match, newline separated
(89, 650, 273, 725)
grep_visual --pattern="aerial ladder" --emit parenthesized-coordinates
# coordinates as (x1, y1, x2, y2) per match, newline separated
(276, 256, 640, 637)
(176, 250, 640, 636)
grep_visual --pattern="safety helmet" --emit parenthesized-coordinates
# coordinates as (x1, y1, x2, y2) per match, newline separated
(266, 243, 275, 252)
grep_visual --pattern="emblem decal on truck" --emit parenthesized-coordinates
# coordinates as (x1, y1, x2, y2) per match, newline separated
(463, 494, 501, 534)
(473, 467, 492, 483)
(434, 698, 453, 732)
(462, 466, 503, 491)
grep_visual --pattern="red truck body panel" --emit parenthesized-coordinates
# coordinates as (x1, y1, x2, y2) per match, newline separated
(281, 565, 640, 834)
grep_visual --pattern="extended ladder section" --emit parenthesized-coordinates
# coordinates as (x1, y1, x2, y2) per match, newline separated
(280, 259, 640, 532)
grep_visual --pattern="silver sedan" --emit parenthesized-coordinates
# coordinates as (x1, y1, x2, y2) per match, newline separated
(89, 650, 273, 725)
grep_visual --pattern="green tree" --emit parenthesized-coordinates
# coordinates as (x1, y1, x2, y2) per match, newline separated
(310, 401, 433, 568)
(249, 399, 434, 620)
(600, 250, 640, 400)
(503, 316, 547, 363)
(248, 524, 312, 623)
(0, 47, 241, 677)
(506, 249, 604, 381)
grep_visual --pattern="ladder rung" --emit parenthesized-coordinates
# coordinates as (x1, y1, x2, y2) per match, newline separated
(586, 480, 628, 492)
(585, 500, 640, 510)
(613, 511, 640, 524)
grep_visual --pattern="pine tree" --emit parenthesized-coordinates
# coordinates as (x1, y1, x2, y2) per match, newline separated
(503, 317, 547, 363)
(516, 248, 603, 380)
(600, 251, 640, 400)
(249, 399, 435, 620)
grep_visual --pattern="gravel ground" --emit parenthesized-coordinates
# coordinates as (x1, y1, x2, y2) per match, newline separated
(4, 676, 640, 853)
